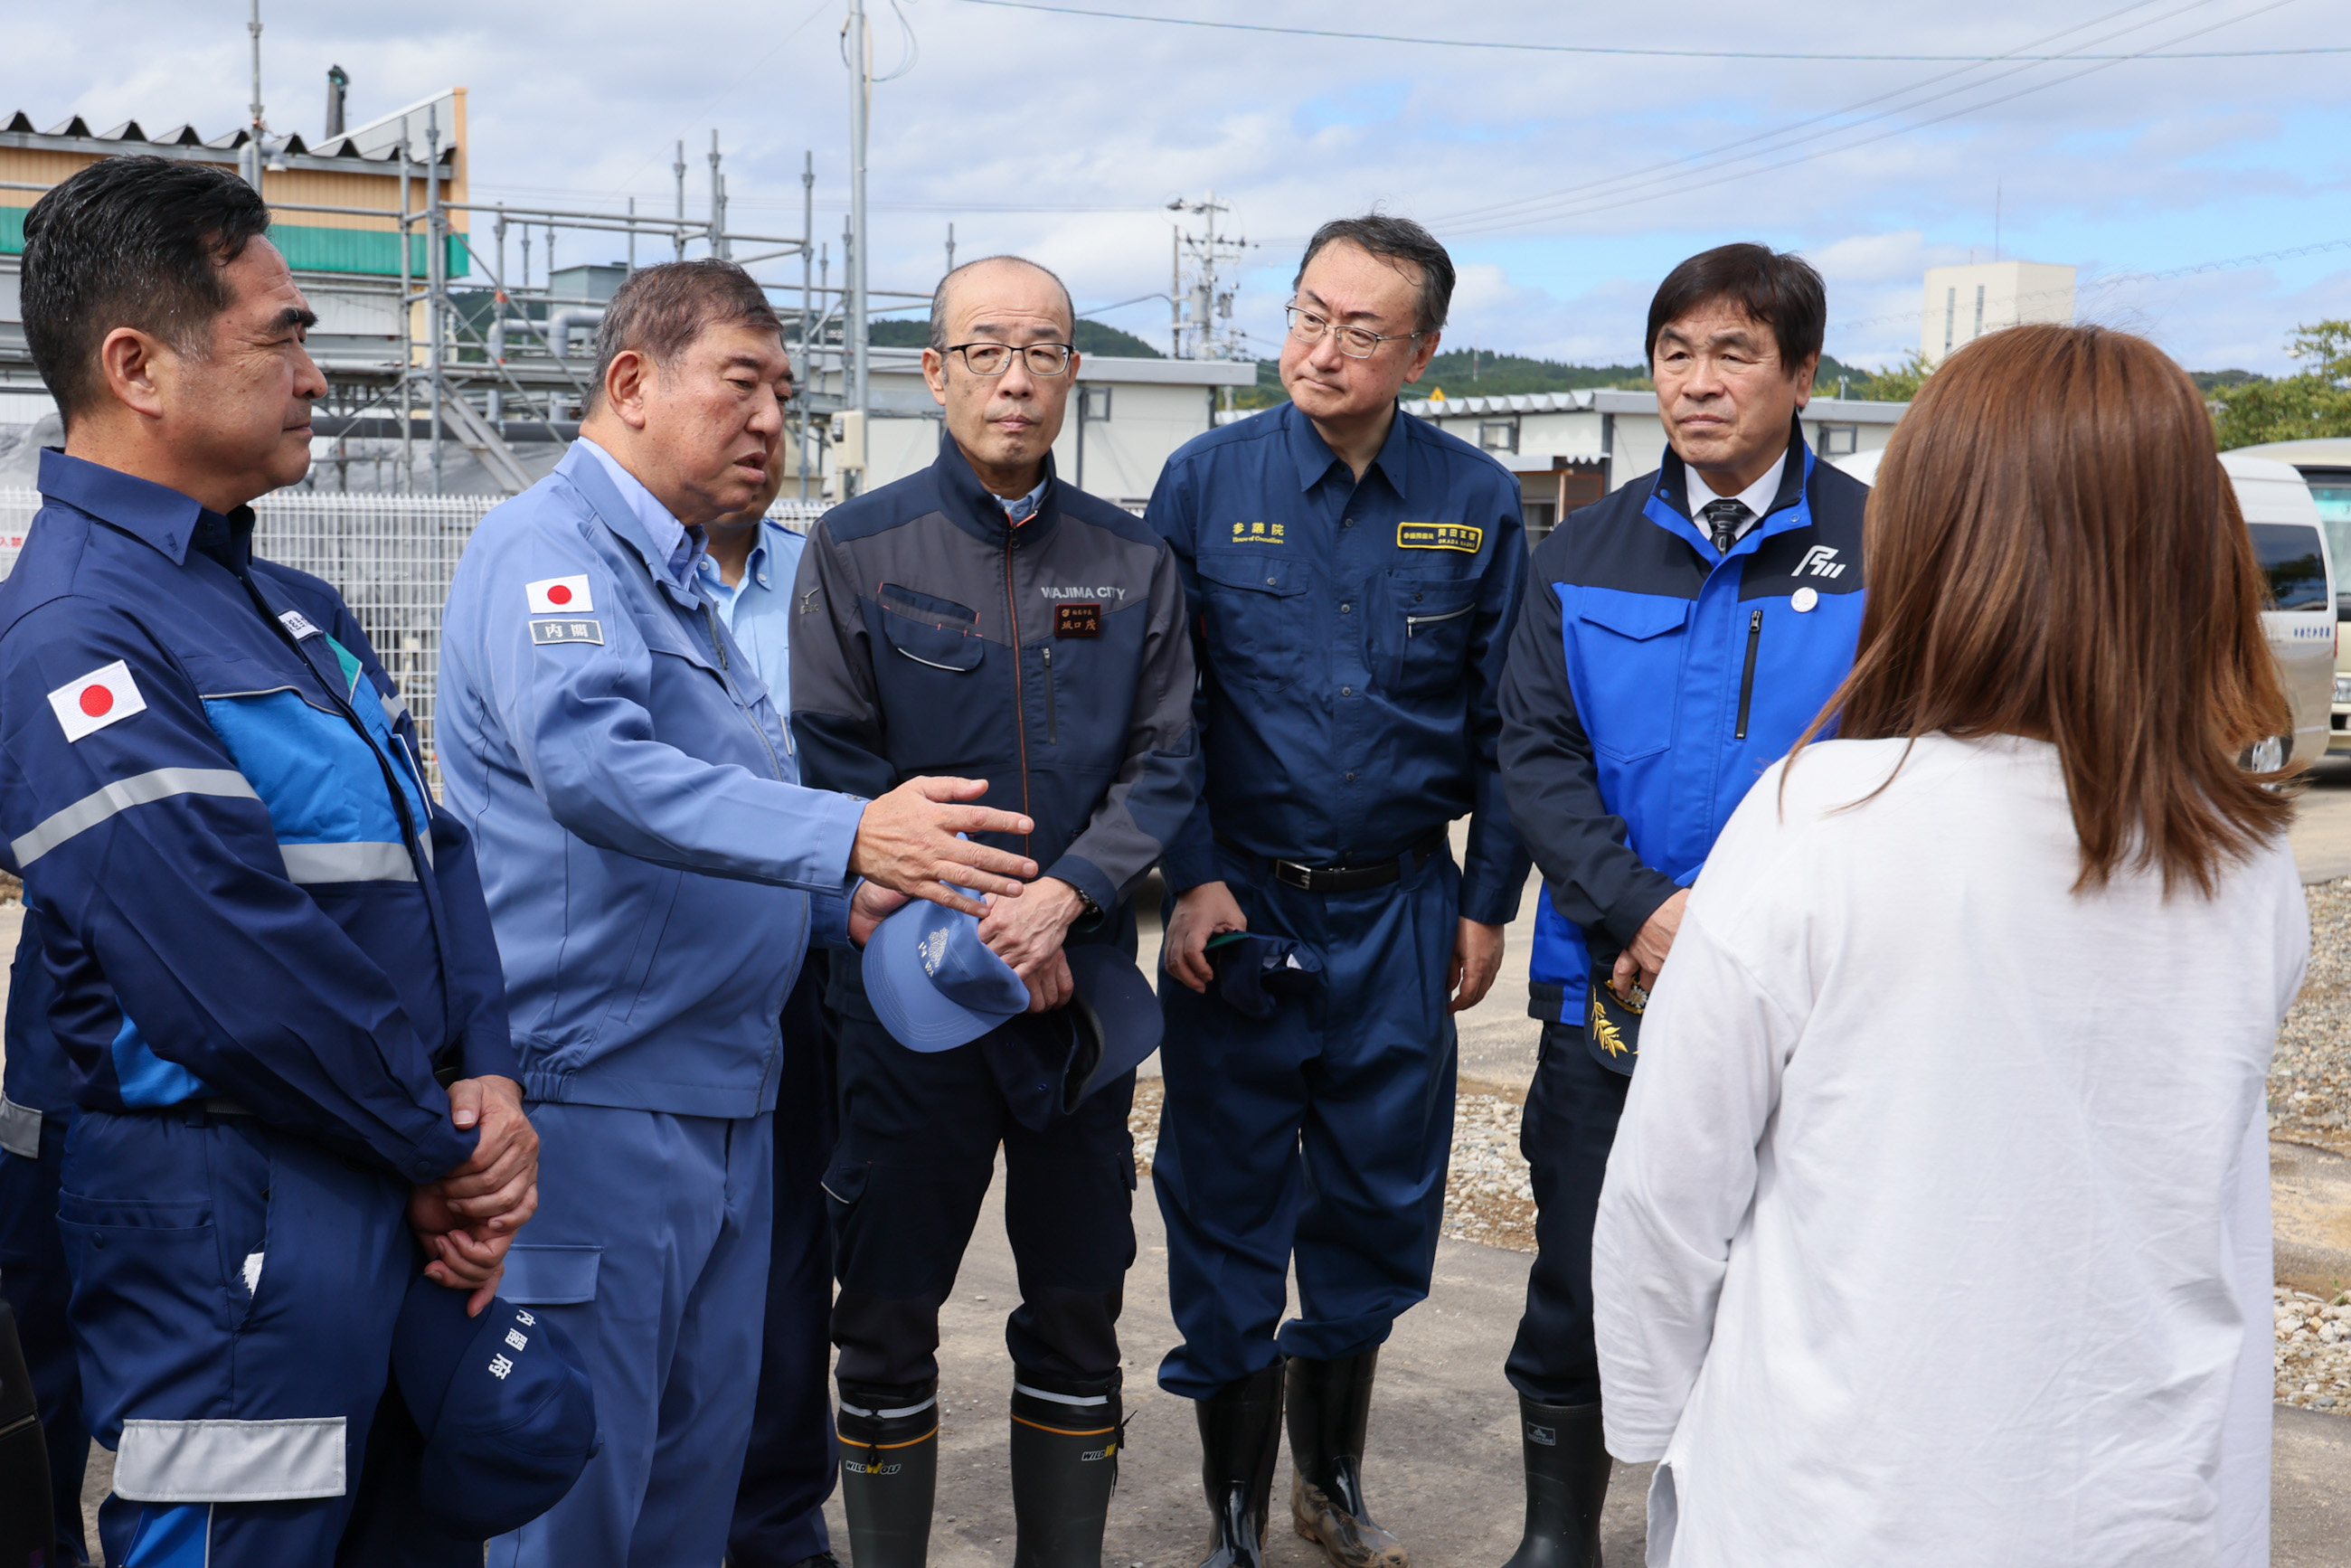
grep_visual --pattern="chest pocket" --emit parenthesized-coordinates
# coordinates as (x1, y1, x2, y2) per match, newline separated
(1380, 571, 1479, 696)
(1568, 588, 1691, 764)
(1196, 552, 1309, 693)
(880, 609, 984, 673)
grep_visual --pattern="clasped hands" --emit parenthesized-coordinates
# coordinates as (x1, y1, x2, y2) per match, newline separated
(408, 1074, 538, 1318)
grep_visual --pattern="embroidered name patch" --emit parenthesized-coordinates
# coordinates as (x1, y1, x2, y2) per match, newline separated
(1397, 522, 1483, 553)
(1054, 603, 1102, 638)
(1228, 521, 1286, 544)
(530, 619, 604, 647)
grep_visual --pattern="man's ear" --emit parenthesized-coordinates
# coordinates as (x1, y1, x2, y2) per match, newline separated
(921, 346, 949, 407)
(603, 349, 656, 430)
(1402, 329, 1441, 386)
(1792, 351, 1820, 412)
(97, 326, 171, 421)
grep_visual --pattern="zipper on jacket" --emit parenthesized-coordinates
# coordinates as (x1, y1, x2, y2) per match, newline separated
(1735, 608, 1763, 741)
(1003, 532, 1033, 853)
(705, 602, 788, 781)
(1042, 644, 1059, 744)
(1406, 603, 1475, 638)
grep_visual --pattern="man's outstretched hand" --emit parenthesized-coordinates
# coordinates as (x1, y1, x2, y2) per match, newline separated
(852, 776, 1038, 917)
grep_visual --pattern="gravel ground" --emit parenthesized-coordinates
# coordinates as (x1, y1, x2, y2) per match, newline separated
(2273, 879, 2351, 1152)
(2276, 1288, 2351, 1411)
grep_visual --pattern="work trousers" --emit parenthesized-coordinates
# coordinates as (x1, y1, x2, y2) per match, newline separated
(488, 1102, 774, 1568)
(0, 1110, 90, 1564)
(729, 963, 841, 1567)
(60, 1108, 412, 1568)
(1504, 1021, 1630, 1407)
(1153, 843, 1460, 1401)
(826, 1004, 1137, 1409)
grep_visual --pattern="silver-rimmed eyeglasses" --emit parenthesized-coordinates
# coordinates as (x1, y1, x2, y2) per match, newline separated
(945, 342, 1075, 377)
(1284, 305, 1419, 359)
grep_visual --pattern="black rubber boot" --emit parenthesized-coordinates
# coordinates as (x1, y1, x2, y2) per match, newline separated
(1194, 1362, 1285, 1568)
(1285, 1351, 1408, 1568)
(1010, 1380, 1123, 1568)
(836, 1382, 939, 1568)
(1498, 1397, 1610, 1568)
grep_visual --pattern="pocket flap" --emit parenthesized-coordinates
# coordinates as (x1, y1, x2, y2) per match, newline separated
(1575, 588, 1691, 642)
(820, 1154, 870, 1204)
(499, 1244, 601, 1305)
(881, 610, 984, 672)
(1197, 553, 1307, 597)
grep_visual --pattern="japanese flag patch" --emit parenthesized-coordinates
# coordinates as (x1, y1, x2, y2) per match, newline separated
(526, 575, 593, 614)
(48, 660, 146, 741)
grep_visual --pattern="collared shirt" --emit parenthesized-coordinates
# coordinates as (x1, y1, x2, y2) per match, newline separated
(998, 476, 1048, 526)
(1146, 400, 1532, 924)
(1684, 443, 1791, 542)
(695, 519, 810, 711)
(578, 436, 703, 585)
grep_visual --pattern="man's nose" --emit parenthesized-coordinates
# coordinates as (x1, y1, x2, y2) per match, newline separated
(997, 357, 1036, 397)
(1306, 333, 1347, 373)
(748, 385, 784, 434)
(294, 344, 327, 402)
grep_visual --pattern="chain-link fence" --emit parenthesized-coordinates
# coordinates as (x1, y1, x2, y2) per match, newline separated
(0, 487, 827, 784)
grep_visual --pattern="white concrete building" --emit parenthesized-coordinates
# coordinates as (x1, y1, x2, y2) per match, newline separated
(1396, 388, 1910, 537)
(1921, 261, 2074, 366)
(810, 348, 1256, 509)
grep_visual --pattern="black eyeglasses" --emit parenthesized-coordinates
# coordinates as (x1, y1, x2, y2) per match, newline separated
(1285, 305, 1419, 359)
(944, 342, 1075, 377)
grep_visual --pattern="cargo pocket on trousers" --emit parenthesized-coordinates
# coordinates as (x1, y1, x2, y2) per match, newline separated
(56, 1192, 219, 1332)
(497, 1245, 602, 1306)
(822, 1154, 871, 1220)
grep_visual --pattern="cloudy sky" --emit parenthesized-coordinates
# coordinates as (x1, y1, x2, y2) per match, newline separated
(17, 0, 2351, 373)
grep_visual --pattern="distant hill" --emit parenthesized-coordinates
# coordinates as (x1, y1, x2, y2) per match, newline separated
(863, 316, 1166, 358)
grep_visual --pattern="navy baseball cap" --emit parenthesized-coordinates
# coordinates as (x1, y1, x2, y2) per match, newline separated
(862, 893, 1030, 1052)
(1210, 932, 1324, 1019)
(1060, 944, 1163, 1105)
(391, 1276, 600, 1540)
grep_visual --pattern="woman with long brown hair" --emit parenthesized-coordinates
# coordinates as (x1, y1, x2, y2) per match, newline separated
(1589, 323, 2306, 1566)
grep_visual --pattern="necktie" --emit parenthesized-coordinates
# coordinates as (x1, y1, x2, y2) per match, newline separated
(1701, 497, 1750, 556)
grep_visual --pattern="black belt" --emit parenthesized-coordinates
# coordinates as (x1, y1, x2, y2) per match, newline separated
(1215, 827, 1447, 893)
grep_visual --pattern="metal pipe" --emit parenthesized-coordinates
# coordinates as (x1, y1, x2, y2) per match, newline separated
(547, 308, 607, 360)
(674, 140, 687, 261)
(246, 0, 266, 191)
(710, 131, 727, 260)
(847, 0, 871, 438)
(801, 150, 815, 499)
(427, 103, 444, 496)
(398, 136, 412, 495)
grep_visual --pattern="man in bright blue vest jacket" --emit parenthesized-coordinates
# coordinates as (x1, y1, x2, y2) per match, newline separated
(1493, 244, 1867, 1566)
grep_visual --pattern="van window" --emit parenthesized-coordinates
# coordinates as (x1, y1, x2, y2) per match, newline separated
(2248, 522, 2329, 611)
(2298, 468, 2351, 617)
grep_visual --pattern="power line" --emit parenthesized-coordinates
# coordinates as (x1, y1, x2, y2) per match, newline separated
(962, 0, 2344, 60)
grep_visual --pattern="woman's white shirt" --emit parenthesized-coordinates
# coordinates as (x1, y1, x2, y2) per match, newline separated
(1592, 733, 2306, 1568)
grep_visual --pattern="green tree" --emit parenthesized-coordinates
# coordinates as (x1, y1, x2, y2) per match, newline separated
(1855, 350, 1934, 403)
(2212, 321, 2351, 449)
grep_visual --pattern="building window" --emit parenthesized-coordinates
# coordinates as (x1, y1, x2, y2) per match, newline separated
(1818, 424, 1858, 457)
(1478, 418, 1518, 455)
(1080, 385, 1112, 421)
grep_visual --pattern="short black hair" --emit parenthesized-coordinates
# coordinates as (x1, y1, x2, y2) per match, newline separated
(1644, 243, 1826, 374)
(21, 155, 274, 430)
(1294, 214, 1455, 336)
(589, 260, 785, 411)
(928, 255, 1074, 352)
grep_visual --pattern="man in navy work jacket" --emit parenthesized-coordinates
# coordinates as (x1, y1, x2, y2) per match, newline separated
(0, 157, 538, 1567)
(790, 254, 1200, 1568)
(437, 260, 1039, 1568)
(1492, 243, 1866, 1567)
(1148, 214, 1528, 1568)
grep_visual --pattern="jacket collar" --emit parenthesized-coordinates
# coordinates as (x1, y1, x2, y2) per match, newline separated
(555, 441, 711, 611)
(931, 427, 1063, 549)
(36, 447, 249, 569)
(1644, 412, 1817, 562)
(1282, 399, 1412, 496)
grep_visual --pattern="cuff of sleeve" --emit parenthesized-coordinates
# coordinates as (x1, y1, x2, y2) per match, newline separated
(809, 881, 855, 951)
(804, 790, 866, 893)
(1599, 1422, 1670, 1465)
(1459, 880, 1522, 928)
(457, 1031, 524, 1088)
(1600, 874, 1681, 949)
(415, 1120, 482, 1185)
(1161, 843, 1222, 894)
(1043, 855, 1116, 932)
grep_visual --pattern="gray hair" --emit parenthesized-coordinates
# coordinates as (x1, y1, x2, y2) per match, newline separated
(589, 260, 783, 411)
(1294, 214, 1456, 337)
(929, 255, 1075, 352)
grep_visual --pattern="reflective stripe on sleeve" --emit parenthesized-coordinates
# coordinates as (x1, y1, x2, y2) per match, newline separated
(277, 841, 417, 885)
(114, 1416, 346, 1503)
(0, 1094, 42, 1160)
(11, 769, 260, 867)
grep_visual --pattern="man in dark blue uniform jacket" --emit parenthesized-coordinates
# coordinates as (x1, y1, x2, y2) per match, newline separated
(0, 157, 537, 1568)
(1148, 216, 1528, 1568)
(1492, 243, 1867, 1567)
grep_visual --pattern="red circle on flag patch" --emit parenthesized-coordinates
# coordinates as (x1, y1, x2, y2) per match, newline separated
(547, 584, 573, 606)
(79, 685, 112, 718)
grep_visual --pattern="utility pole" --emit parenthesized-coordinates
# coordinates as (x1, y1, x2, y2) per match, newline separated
(946, 222, 955, 278)
(846, 0, 871, 427)
(709, 131, 728, 260)
(426, 102, 445, 496)
(245, 0, 267, 191)
(1166, 192, 1249, 361)
(801, 152, 816, 499)
(398, 135, 412, 494)
(673, 140, 687, 260)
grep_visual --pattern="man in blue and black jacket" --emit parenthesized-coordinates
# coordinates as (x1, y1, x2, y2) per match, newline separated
(791, 254, 1200, 1568)
(0, 157, 537, 1567)
(1493, 244, 1867, 1567)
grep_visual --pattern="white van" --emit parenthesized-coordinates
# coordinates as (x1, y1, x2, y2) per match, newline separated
(1833, 447, 2337, 770)
(2214, 438, 2351, 752)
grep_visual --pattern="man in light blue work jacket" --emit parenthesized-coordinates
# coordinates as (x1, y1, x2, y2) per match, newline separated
(436, 260, 1042, 1568)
